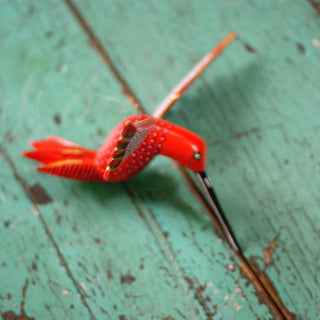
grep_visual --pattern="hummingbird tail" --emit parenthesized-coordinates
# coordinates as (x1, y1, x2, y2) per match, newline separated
(22, 136, 103, 181)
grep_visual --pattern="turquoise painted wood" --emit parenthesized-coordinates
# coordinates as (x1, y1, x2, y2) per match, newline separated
(73, 1, 320, 319)
(0, 156, 91, 319)
(0, 0, 319, 319)
(0, 1, 272, 319)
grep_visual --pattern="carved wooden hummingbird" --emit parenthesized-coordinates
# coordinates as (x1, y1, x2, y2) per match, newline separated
(23, 32, 241, 253)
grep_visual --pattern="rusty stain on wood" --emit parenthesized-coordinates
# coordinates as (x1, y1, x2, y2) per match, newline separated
(120, 274, 136, 285)
(179, 165, 296, 320)
(244, 257, 297, 320)
(1, 279, 35, 320)
(263, 236, 278, 268)
(309, 0, 320, 14)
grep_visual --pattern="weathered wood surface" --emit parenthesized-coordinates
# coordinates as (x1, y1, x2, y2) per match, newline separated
(1, 1, 319, 319)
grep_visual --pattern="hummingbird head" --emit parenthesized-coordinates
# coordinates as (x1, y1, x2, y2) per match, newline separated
(156, 119, 207, 172)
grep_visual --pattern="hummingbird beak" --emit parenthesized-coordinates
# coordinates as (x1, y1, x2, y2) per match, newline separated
(196, 171, 241, 253)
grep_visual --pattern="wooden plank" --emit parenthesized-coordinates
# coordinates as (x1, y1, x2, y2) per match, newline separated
(71, 1, 320, 319)
(0, 0, 280, 319)
(0, 150, 91, 318)
(0, 0, 278, 319)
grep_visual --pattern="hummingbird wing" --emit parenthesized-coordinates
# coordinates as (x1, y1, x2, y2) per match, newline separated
(103, 117, 155, 180)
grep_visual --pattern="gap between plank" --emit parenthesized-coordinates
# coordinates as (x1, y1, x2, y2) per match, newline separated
(62, 1, 295, 319)
(63, 0, 143, 113)
(123, 183, 200, 319)
(0, 144, 98, 320)
(178, 165, 295, 320)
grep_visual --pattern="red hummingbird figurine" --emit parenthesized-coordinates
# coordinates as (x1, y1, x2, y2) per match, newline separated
(23, 32, 241, 253)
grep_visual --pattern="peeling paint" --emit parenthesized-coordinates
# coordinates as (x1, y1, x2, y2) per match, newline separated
(1, 279, 35, 320)
(28, 183, 52, 205)
(120, 274, 136, 285)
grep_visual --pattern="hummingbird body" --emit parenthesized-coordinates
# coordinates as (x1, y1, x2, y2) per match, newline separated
(22, 32, 242, 252)
(23, 115, 206, 183)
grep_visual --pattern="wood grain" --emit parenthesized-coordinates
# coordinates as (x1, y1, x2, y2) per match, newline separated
(1, 0, 319, 319)
(71, 1, 320, 318)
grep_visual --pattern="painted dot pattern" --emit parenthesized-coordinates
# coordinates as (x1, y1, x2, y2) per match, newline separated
(24, 114, 206, 182)
(105, 119, 169, 182)
(86, 115, 173, 183)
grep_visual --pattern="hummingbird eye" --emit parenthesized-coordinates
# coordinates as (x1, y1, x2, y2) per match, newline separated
(193, 152, 202, 161)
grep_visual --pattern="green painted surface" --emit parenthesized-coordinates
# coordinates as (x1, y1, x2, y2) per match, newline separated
(0, 0, 319, 319)
(0, 156, 90, 319)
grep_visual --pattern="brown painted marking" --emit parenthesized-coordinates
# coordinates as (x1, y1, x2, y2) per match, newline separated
(28, 183, 52, 205)
(263, 236, 278, 268)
